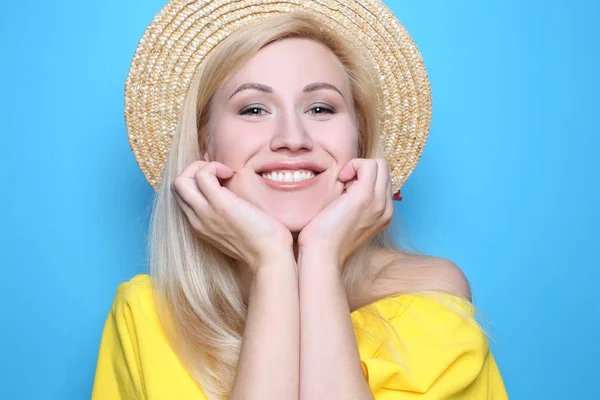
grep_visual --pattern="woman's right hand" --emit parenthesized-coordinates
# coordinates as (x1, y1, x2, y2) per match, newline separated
(170, 160, 293, 272)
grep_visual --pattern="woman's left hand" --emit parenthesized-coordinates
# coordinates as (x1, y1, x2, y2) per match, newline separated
(297, 158, 394, 270)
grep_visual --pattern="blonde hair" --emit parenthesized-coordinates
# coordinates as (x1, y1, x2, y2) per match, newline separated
(147, 11, 489, 399)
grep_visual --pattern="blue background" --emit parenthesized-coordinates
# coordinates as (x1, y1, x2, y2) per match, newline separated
(1, 0, 598, 398)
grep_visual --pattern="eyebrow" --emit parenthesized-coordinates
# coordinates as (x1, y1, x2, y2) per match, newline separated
(228, 82, 344, 100)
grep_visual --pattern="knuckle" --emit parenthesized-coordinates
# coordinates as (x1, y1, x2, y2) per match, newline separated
(189, 219, 204, 234)
(171, 177, 182, 193)
(374, 201, 386, 215)
(194, 169, 209, 183)
(372, 160, 382, 173)
(382, 219, 392, 230)
(355, 192, 371, 207)
(204, 161, 219, 170)
(196, 161, 217, 179)
(212, 199, 228, 214)
(193, 161, 210, 175)
(383, 206, 393, 221)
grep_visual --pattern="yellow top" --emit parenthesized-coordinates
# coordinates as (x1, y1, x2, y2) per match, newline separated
(92, 274, 508, 399)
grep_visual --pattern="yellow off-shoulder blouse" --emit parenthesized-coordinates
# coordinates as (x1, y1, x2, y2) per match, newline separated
(91, 274, 508, 399)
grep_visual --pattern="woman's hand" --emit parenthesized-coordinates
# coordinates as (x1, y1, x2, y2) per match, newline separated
(171, 160, 293, 272)
(297, 158, 393, 270)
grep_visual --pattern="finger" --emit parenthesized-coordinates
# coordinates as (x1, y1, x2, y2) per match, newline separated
(174, 160, 233, 210)
(338, 158, 378, 192)
(385, 169, 392, 197)
(338, 161, 357, 183)
(171, 183, 205, 230)
(179, 160, 210, 182)
(178, 159, 233, 184)
(387, 190, 393, 213)
(374, 158, 390, 211)
(171, 171, 209, 215)
(172, 177, 238, 259)
(194, 162, 235, 205)
(384, 175, 393, 224)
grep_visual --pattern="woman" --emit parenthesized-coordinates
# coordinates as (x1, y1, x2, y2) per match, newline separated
(92, 1, 508, 399)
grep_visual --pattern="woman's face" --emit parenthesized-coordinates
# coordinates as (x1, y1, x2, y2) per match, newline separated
(206, 38, 359, 232)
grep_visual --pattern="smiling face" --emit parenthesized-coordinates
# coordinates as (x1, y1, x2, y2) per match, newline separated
(205, 38, 359, 232)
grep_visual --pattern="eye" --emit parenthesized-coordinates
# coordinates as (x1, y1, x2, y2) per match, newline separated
(308, 104, 335, 115)
(238, 105, 268, 116)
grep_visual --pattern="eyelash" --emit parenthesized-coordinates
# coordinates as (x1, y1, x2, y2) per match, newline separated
(239, 104, 336, 116)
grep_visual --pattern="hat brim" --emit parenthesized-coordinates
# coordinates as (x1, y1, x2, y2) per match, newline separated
(125, 0, 432, 194)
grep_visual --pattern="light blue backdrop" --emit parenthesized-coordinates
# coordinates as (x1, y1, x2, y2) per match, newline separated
(1, 0, 598, 398)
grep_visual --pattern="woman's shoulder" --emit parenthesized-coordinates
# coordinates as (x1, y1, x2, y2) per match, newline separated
(348, 249, 476, 329)
(93, 274, 208, 399)
(108, 274, 160, 324)
(352, 277, 502, 397)
(112, 273, 153, 301)
(356, 248, 472, 309)
(351, 275, 476, 327)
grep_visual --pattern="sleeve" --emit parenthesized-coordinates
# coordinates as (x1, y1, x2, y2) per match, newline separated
(360, 295, 509, 399)
(91, 282, 146, 400)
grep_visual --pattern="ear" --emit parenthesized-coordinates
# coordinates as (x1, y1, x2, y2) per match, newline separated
(203, 151, 211, 162)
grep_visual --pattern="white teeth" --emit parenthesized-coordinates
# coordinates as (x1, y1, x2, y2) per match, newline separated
(261, 170, 316, 183)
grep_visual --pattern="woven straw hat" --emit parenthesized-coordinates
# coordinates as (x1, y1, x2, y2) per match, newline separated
(125, 0, 432, 194)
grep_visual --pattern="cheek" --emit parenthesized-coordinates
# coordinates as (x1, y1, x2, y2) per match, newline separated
(210, 122, 265, 167)
(316, 120, 359, 161)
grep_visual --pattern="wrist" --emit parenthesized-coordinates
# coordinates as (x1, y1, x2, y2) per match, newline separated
(252, 248, 297, 275)
(298, 250, 342, 282)
(298, 253, 345, 302)
(298, 247, 340, 269)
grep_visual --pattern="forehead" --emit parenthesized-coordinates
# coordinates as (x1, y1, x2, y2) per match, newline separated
(219, 38, 352, 97)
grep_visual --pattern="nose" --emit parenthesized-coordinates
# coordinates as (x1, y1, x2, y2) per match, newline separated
(269, 111, 313, 153)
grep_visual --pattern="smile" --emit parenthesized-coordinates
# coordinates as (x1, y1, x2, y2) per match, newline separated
(255, 160, 325, 190)
(257, 169, 321, 190)
(260, 169, 316, 183)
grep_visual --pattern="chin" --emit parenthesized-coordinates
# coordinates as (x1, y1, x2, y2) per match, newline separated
(270, 211, 313, 234)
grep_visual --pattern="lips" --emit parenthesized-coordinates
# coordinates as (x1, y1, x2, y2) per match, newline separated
(255, 160, 325, 175)
(255, 160, 325, 191)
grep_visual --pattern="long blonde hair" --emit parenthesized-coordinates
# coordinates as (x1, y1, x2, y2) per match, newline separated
(147, 11, 483, 399)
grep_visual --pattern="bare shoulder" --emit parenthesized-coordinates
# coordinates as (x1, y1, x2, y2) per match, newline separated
(367, 248, 473, 303)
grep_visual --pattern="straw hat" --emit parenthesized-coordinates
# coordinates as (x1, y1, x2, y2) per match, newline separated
(125, 0, 432, 195)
